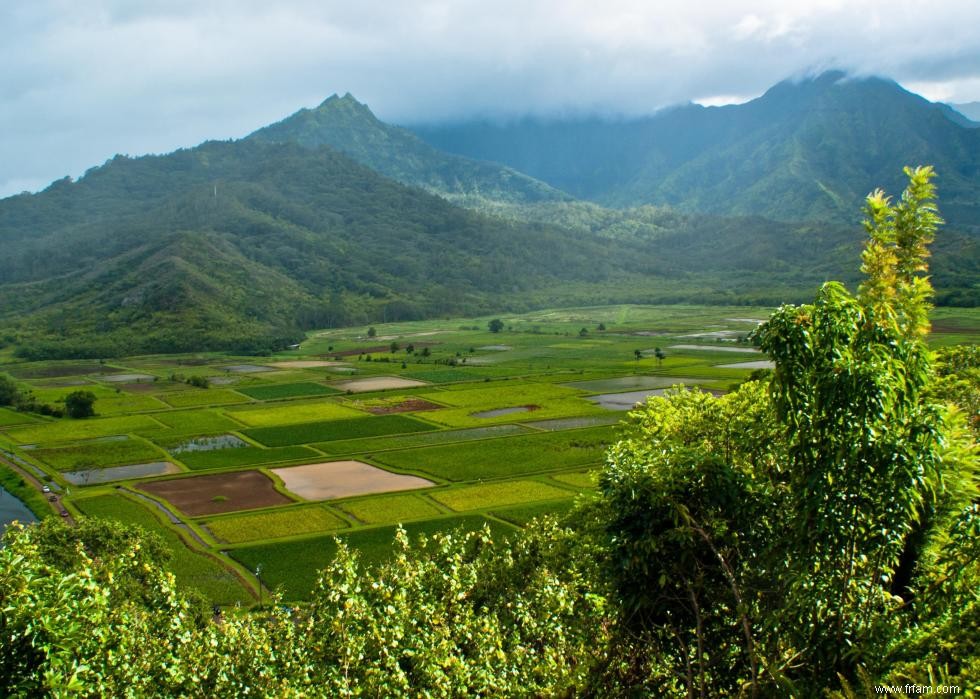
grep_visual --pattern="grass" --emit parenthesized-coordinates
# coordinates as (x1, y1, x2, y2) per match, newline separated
(373, 426, 616, 481)
(28, 384, 168, 415)
(314, 424, 532, 455)
(7, 415, 164, 444)
(140, 410, 243, 436)
(230, 515, 515, 601)
(31, 437, 167, 472)
(74, 494, 250, 604)
(228, 400, 363, 428)
(0, 408, 38, 427)
(203, 506, 349, 544)
(179, 445, 319, 470)
(337, 493, 444, 525)
(161, 389, 251, 408)
(237, 383, 339, 400)
(244, 414, 438, 447)
(430, 480, 573, 512)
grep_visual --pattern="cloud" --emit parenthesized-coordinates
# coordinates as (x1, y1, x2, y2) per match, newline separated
(2, 0, 980, 197)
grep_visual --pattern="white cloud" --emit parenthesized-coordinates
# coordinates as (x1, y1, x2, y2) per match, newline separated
(2, 0, 980, 197)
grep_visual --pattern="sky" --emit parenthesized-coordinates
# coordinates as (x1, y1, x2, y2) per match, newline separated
(3, 0, 980, 198)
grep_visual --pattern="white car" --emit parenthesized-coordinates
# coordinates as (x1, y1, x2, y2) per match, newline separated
(42, 485, 51, 493)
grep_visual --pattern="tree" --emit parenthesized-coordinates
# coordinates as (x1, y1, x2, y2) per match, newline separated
(633, 349, 642, 361)
(597, 323, 606, 331)
(367, 326, 377, 338)
(579, 328, 589, 337)
(64, 390, 97, 418)
(654, 347, 665, 366)
(0, 373, 19, 406)
(488, 318, 504, 333)
(593, 167, 978, 695)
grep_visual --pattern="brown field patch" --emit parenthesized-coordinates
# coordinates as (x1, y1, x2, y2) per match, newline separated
(118, 382, 165, 393)
(272, 461, 433, 501)
(271, 360, 349, 369)
(362, 398, 442, 415)
(333, 376, 429, 393)
(138, 470, 292, 516)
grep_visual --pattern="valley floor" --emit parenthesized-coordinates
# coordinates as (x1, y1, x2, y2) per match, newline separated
(2, 303, 976, 604)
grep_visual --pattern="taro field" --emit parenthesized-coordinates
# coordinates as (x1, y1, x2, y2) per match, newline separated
(4, 304, 970, 604)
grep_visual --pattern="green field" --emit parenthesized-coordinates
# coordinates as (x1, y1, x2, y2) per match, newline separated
(337, 493, 444, 525)
(244, 414, 438, 447)
(142, 410, 244, 436)
(429, 479, 574, 511)
(551, 470, 599, 489)
(490, 499, 578, 526)
(31, 437, 167, 472)
(74, 494, 250, 604)
(203, 506, 349, 543)
(314, 424, 532, 455)
(26, 384, 169, 415)
(178, 445, 320, 470)
(0, 407, 37, 427)
(161, 389, 252, 408)
(229, 400, 363, 428)
(373, 426, 615, 481)
(237, 382, 340, 400)
(230, 515, 515, 600)
(10, 303, 956, 607)
(7, 414, 164, 444)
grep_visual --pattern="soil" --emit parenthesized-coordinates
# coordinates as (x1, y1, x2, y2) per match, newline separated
(272, 461, 432, 501)
(119, 382, 163, 393)
(333, 376, 429, 393)
(9, 363, 122, 379)
(139, 470, 292, 516)
(270, 360, 348, 369)
(102, 373, 156, 383)
(362, 398, 442, 415)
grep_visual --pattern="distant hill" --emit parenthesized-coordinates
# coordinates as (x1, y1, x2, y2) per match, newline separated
(0, 139, 657, 358)
(411, 72, 980, 230)
(949, 101, 980, 122)
(249, 94, 569, 206)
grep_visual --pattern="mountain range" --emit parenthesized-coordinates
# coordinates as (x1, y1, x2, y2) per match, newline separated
(0, 71, 976, 358)
(412, 72, 980, 229)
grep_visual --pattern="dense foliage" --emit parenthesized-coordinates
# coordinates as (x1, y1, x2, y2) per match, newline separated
(0, 169, 975, 696)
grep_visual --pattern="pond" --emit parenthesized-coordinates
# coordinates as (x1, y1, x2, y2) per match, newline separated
(63, 461, 181, 486)
(586, 389, 670, 410)
(0, 487, 38, 529)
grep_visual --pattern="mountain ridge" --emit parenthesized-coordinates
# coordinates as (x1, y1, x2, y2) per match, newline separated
(410, 72, 980, 229)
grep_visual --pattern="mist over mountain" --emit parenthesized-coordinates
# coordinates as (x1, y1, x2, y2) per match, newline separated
(411, 72, 980, 230)
(949, 101, 980, 123)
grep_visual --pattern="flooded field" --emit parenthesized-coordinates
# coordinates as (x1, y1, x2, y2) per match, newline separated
(63, 461, 181, 485)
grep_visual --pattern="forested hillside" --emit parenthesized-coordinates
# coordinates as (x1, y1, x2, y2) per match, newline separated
(0, 139, 638, 357)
